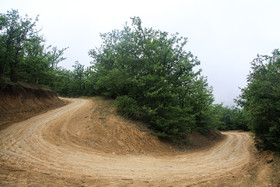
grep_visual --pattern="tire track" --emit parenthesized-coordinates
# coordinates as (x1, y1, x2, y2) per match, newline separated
(0, 98, 255, 186)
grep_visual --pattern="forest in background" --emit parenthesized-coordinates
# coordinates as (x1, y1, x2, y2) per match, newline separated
(0, 10, 279, 151)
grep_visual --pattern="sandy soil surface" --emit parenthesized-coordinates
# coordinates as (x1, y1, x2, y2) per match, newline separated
(0, 98, 273, 186)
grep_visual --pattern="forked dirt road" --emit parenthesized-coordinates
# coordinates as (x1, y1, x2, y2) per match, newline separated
(0, 98, 270, 186)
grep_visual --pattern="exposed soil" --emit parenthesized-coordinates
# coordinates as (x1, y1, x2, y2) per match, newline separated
(0, 82, 65, 131)
(0, 97, 277, 186)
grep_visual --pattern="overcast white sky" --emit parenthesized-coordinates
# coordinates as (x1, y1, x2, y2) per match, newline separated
(1, 0, 280, 106)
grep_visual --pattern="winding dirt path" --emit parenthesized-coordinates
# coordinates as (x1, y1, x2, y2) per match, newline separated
(0, 98, 263, 186)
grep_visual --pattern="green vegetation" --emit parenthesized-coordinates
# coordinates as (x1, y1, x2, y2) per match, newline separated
(0, 9, 93, 97)
(237, 49, 280, 151)
(89, 17, 216, 141)
(54, 62, 94, 97)
(213, 104, 249, 131)
(1, 9, 279, 150)
(0, 9, 68, 87)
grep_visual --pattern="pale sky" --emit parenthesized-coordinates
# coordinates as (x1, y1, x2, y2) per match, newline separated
(1, 0, 280, 106)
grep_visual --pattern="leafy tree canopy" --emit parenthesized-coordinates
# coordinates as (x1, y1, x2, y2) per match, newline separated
(89, 17, 216, 142)
(0, 9, 68, 89)
(238, 49, 280, 151)
(213, 104, 249, 131)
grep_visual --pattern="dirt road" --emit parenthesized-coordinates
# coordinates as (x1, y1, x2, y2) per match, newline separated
(0, 98, 269, 186)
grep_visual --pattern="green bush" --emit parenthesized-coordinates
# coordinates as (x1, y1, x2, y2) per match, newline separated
(115, 96, 146, 120)
(89, 17, 216, 143)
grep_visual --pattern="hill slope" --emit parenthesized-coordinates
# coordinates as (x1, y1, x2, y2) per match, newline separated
(47, 97, 222, 155)
(0, 82, 64, 131)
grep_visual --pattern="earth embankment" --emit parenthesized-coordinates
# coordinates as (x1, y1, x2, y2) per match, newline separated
(0, 82, 64, 131)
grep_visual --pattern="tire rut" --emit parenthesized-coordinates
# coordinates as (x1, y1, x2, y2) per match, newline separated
(0, 98, 257, 186)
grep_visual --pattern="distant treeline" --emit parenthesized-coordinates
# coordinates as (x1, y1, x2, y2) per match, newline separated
(1, 10, 279, 151)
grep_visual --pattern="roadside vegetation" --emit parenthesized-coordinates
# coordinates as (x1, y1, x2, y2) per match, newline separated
(212, 104, 249, 131)
(0, 10, 68, 87)
(89, 17, 219, 142)
(0, 9, 279, 151)
(237, 50, 280, 151)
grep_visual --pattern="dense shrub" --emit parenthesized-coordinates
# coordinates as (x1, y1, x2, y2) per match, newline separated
(213, 104, 249, 131)
(89, 17, 216, 142)
(238, 49, 280, 151)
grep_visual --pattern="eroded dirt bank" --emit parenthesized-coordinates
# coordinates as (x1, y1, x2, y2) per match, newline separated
(0, 98, 276, 186)
(0, 82, 65, 131)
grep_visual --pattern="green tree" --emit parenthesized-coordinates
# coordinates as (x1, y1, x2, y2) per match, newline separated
(238, 49, 280, 151)
(46, 46, 68, 89)
(53, 67, 72, 96)
(47, 46, 68, 71)
(89, 17, 215, 142)
(72, 61, 85, 96)
(0, 9, 68, 88)
(83, 66, 95, 96)
(54, 64, 94, 97)
(18, 35, 48, 84)
(0, 9, 39, 82)
(213, 104, 249, 131)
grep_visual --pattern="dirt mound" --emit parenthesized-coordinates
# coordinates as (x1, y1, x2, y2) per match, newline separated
(43, 97, 222, 155)
(44, 97, 178, 155)
(0, 82, 64, 131)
